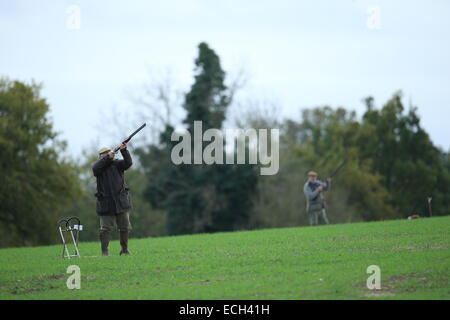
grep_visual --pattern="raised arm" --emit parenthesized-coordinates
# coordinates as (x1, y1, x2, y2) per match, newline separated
(118, 148, 132, 171)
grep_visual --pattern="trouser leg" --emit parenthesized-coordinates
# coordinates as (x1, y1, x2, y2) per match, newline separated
(99, 230, 110, 256)
(99, 215, 114, 256)
(308, 211, 314, 226)
(309, 210, 318, 226)
(116, 212, 132, 255)
(119, 231, 130, 255)
(320, 209, 330, 225)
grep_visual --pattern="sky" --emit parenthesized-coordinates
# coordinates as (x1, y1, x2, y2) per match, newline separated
(1, 0, 450, 156)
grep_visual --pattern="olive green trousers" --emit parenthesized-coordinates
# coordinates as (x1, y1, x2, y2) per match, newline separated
(309, 209, 330, 226)
(99, 212, 132, 232)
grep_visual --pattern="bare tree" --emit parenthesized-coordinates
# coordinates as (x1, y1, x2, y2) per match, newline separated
(126, 67, 185, 147)
(95, 64, 252, 157)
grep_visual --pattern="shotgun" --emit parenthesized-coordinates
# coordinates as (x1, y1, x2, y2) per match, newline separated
(113, 123, 147, 153)
(328, 159, 347, 180)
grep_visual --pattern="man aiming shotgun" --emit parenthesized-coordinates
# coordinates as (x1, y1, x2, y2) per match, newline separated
(92, 123, 146, 256)
(303, 160, 346, 226)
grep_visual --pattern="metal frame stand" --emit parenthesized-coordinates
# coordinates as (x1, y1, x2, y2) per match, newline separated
(57, 216, 83, 258)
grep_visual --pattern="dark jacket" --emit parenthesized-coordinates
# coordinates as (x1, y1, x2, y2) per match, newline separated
(92, 148, 133, 215)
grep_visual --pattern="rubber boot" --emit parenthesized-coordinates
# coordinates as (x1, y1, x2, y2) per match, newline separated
(99, 231, 110, 256)
(119, 231, 131, 255)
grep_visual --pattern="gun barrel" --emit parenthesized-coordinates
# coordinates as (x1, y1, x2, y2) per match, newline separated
(328, 160, 346, 179)
(113, 123, 146, 152)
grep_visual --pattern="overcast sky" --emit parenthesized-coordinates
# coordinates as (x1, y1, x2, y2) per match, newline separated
(1, 0, 449, 156)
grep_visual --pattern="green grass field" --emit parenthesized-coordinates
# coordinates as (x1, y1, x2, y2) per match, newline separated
(0, 216, 449, 300)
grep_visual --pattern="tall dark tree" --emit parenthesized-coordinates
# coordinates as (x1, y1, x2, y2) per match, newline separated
(0, 79, 81, 247)
(139, 43, 257, 235)
(183, 42, 230, 131)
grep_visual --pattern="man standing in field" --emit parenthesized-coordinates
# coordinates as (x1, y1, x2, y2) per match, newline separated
(92, 143, 133, 256)
(303, 171, 331, 226)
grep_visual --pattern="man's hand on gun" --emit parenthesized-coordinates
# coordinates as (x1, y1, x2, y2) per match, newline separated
(108, 143, 127, 159)
(317, 178, 332, 192)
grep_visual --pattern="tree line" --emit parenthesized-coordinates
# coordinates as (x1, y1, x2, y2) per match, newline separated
(1, 42, 449, 247)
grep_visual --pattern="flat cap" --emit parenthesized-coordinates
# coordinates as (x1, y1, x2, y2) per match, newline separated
(98, 146, 112, 154)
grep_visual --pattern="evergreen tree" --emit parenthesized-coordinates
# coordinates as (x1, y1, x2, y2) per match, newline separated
(139, 43, 257, 235)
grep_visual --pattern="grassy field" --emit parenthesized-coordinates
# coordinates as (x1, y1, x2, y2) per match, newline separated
(0, 216, 449, 300)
